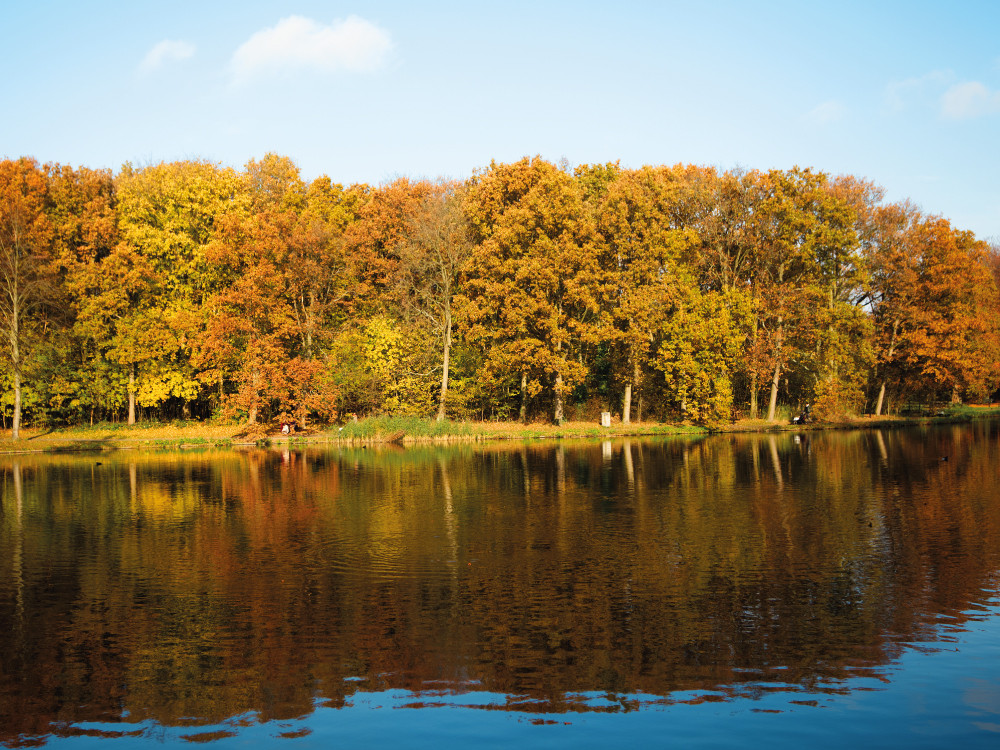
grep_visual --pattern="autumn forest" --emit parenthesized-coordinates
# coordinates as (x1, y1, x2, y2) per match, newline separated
(1, 154, 998, 437)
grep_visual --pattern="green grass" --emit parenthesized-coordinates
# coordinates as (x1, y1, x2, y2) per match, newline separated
(330, 415, 477, 441)
(938, 404, 1000, 419)
(0, 422, 243, 454)
(319, 416, 705, 443)
(4, 405, 997, 454)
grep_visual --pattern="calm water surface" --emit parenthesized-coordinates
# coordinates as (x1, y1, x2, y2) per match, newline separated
(1, 424, 999, 748)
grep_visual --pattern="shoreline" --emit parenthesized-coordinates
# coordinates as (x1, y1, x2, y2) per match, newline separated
(1, 408, 998, 455)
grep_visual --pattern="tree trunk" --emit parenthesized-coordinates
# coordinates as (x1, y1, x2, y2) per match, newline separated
(306, 291, 315, 359)
(437, 309, 451, 422)
(749, 310, 759, 419)
(767, 360, 781, 422)
(623, 354, 640, 425)
(12, 365, 21, 440)
(875, 382, 887, 417)
(874, 319, 899, 417)
(128, 364, 136, 425)
(248, 369, 260, 425)
(554, 371, 564, 425)
(519, 371, 528, 424)
(767, 313, 784, 421)
(826, 284, 837, 382)
(553, 317, 566, 425)
(9, 302, 21, 439)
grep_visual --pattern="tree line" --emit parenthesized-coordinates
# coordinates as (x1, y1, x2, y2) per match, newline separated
(1, 153, 998, 436)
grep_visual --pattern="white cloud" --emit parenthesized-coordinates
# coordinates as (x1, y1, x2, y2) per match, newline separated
(884, 70, 953, 112)
(230, 15, 393, 82)
(803, 100, 846, 125)
(941, 81, 1000, 120)
(139, 40, 196, 74)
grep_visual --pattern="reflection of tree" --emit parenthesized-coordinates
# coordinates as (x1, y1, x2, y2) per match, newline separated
(0, 426, 999, 742)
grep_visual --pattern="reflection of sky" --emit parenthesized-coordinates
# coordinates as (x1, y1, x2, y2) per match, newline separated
(51, 601, 1000, 749)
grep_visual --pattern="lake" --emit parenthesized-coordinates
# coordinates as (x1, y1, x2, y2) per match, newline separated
(1, 423, 999, 748)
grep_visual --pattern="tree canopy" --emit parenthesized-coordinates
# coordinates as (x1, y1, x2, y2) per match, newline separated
(2, 153, 998, 435)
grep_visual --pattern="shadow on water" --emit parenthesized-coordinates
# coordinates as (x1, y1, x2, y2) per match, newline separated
(0, 423, 999, 746)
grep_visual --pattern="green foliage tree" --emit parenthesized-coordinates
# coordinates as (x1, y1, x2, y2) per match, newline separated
(655, 286, 745, 423)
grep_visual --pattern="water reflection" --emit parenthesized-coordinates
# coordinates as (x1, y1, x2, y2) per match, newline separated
(0, 424, 999, 746)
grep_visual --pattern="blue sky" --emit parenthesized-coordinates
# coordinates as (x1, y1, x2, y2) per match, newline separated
(2, 0, 998, 240)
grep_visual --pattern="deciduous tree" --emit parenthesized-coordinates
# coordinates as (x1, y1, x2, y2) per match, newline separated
(396, 181, 472, 420)
(0, 158, 54, 438)
(593, 165, 697, 422)
(461, 157, 604, 423)
(900, 219, 1000, 402)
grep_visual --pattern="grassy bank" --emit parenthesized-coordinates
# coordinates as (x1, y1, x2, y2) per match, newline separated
(324, 415, 705, 443)
(2, 405, 997, 454)
(0, 422, 244, 454)
(714, 403, 1000, 433)
(0, 416, 704, 454)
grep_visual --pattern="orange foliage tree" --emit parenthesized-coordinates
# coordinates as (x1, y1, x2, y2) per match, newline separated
(461, 157, 607, 423)
(201, 155, 349, 426)
(592, 165, 699, 423)
(0, 158, 54, 438)
(897, 218, 1000, 402)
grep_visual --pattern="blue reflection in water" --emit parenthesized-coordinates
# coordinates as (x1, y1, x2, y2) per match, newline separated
(45, 600, 1000, 749)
